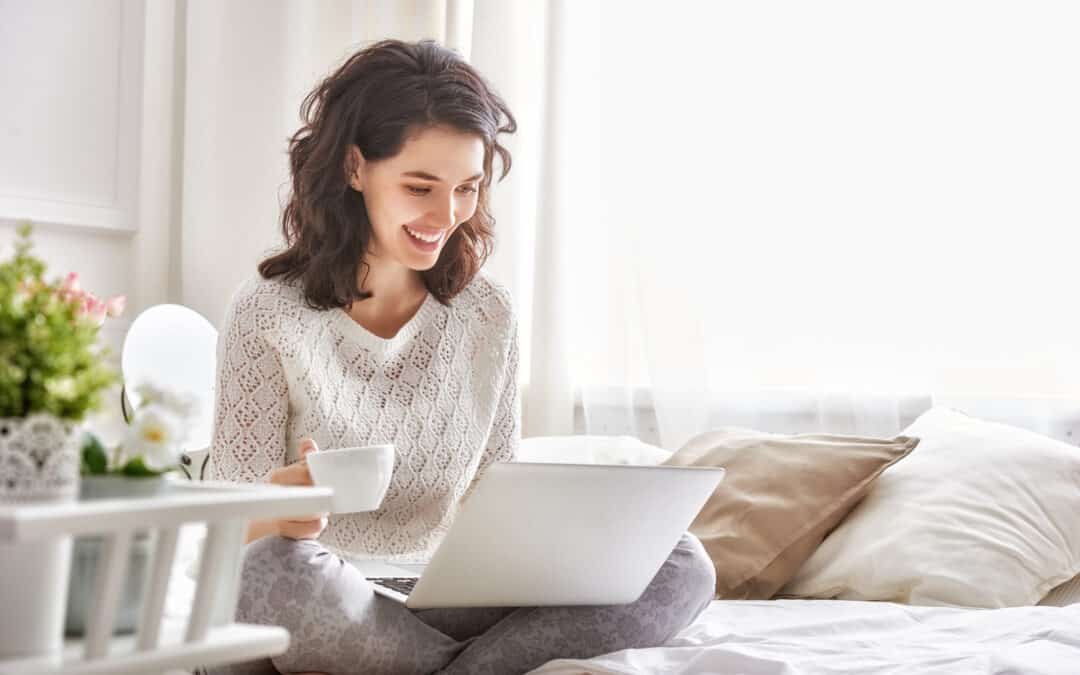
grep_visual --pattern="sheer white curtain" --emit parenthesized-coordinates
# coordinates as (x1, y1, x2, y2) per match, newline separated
(523, 0, 1080, 449)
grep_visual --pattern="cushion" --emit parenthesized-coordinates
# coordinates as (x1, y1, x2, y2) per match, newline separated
(1040, 573, 1080, 607)
(517, 435, 671, 466)
(662, 427, 918, 600)
(782, 406, 1080, 607)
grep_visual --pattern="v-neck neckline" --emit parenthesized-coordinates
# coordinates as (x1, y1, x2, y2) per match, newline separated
(336, 292, 437, 352)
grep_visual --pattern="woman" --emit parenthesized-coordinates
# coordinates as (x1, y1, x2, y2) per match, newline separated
(209, 39, 715, 675)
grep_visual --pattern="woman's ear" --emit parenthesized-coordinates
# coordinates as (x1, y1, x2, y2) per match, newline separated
(347, 145, 366, 192)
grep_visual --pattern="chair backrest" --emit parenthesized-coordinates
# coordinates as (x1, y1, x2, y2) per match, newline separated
(180, 447, 211, 482)
(122, 304, 218, 459)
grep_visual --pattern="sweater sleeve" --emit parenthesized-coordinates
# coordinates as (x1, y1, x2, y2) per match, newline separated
(209, 283, 290, 484)
(463, 319, 520, 503)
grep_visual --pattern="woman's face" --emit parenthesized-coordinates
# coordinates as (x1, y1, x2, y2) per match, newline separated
(349, 125, 485, 272)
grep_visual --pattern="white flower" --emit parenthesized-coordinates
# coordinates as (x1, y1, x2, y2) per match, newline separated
(134, 382, 198, 419)
(84, 383, 129, 449)
(121, 404, 183, 471)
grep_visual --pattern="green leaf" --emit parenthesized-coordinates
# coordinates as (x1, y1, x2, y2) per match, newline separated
(119, 456, 163, 477)
(81, 432, 108, 475)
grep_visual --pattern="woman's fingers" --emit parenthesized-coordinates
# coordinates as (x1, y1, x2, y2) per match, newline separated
(269, 438, 320, 486)
(267, 439, 329, 538)
(279, 515, 328, 540)
(270, 461, 313, 486)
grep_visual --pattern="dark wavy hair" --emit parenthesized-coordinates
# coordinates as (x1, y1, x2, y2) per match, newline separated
(259, 39, 517, 308)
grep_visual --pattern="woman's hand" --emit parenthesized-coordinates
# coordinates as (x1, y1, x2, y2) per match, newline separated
(263, 439, 329, 541)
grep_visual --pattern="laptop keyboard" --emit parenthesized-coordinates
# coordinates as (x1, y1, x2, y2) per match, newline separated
(368, 577, 417, 597)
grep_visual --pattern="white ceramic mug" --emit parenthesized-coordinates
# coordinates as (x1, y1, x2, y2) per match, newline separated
(306, 444, 395, 513)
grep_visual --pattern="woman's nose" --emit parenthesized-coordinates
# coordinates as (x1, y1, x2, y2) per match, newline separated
(430, 194, 455, 229)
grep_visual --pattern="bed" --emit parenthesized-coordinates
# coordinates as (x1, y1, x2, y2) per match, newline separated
(518, 428, 1080, 675)
(160, 417, 1080, 674)
(530, 597, 1080, 674)
(163, 519, 1080, 675)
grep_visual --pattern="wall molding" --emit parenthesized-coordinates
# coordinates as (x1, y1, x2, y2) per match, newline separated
(0, 195, 135, 235)
(0, 0, 144, 236)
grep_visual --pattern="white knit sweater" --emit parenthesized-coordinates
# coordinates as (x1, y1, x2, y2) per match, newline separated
(210, 272, 519, 562)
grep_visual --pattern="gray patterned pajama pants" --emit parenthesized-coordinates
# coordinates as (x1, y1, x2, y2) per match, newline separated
(209, 532, 715, 675)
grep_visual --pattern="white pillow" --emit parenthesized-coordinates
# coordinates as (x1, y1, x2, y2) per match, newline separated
(517, 435, 671, 466)
(781, 406, 1080, 608)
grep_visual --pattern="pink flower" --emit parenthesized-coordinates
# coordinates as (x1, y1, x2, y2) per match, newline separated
(55, 272, 121, 326)
(61, 272, 81, 295)
(105, 295, 126, 318)
(79, 293, 107, 326)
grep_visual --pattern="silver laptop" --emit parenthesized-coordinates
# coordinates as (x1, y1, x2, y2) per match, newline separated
(349, 461, 725, 609)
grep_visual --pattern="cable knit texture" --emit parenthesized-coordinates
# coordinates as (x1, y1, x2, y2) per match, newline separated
(210, 272, 519, 562)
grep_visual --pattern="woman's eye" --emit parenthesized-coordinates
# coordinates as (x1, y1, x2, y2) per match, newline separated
(406, 185, 477, 196)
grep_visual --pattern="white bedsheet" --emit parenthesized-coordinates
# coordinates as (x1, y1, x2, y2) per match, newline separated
(529, 599, 1080, 675)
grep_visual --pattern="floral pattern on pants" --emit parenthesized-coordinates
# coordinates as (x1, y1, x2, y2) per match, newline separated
(210, 531, 715, 675)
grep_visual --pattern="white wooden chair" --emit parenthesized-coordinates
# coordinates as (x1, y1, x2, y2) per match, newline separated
(0, 477, 332, 675)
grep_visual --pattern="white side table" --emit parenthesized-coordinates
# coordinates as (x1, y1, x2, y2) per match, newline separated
(0, 477, 332, 675)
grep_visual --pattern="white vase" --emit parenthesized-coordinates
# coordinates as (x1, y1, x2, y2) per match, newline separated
(0, 413, 81, 662)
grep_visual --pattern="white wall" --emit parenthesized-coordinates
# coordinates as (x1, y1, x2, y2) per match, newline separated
(179, 0, 340, 328)
(1, 0, 135, 350)
(0, 0, 182, 354)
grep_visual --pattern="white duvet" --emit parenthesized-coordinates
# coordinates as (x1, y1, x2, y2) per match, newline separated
(529, 599, 1080, 675)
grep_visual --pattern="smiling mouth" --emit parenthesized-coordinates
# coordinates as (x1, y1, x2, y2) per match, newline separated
(403, 225, 445, 243)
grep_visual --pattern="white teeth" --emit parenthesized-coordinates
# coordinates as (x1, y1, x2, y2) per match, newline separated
(405, 226, 442, 243)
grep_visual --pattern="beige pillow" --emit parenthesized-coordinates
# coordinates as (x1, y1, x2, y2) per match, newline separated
(1040, 573, 1080, 607)
(663, 428, 918, 600)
